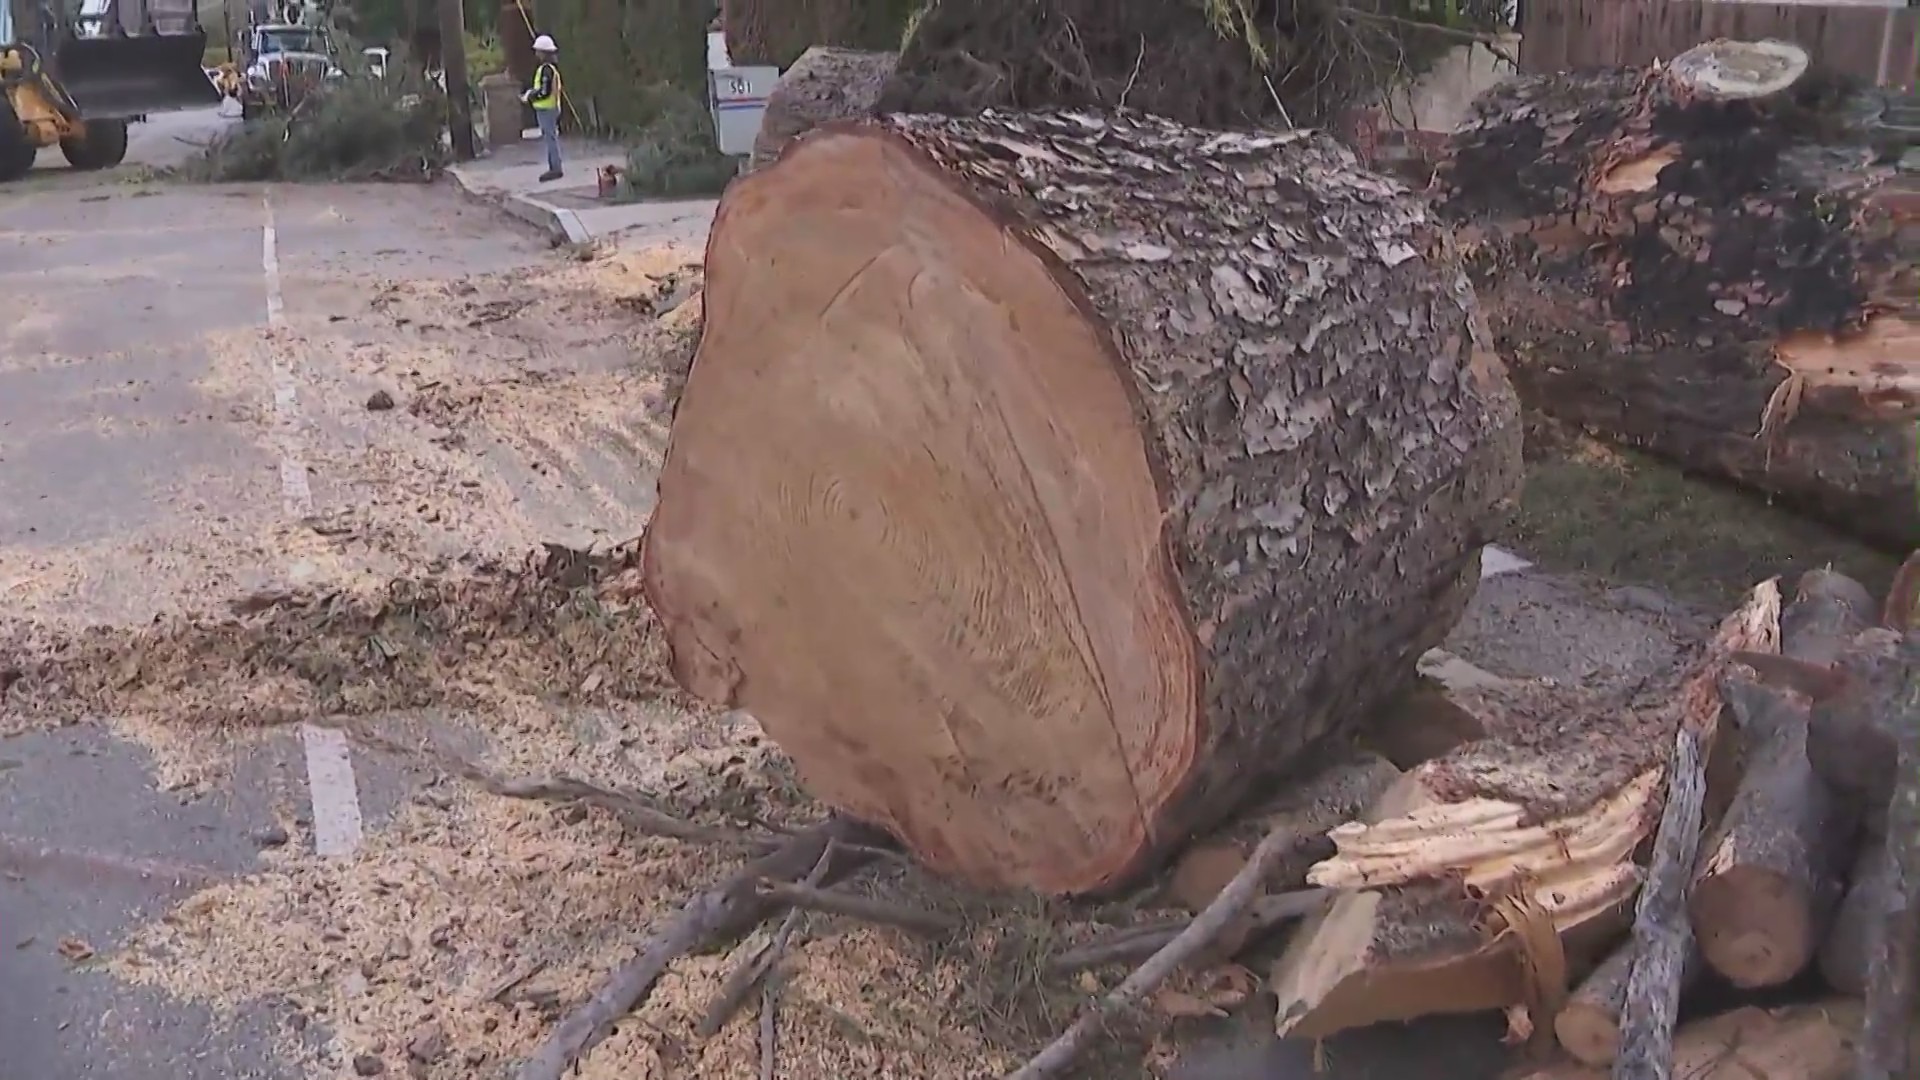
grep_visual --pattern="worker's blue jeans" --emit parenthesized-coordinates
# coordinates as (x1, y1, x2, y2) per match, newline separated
(536, 108, 562, 174)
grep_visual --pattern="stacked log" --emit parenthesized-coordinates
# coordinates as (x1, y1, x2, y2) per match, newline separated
(1256, 557, 1920, 1076)
(641, 108, 1523, 897)
(1436, 39, 1920, 550)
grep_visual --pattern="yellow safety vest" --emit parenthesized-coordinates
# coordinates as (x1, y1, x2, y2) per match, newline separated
(530, 62, 561, 111)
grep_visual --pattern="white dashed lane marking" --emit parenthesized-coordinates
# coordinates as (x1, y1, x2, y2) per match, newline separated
(264, 193, 362, 857)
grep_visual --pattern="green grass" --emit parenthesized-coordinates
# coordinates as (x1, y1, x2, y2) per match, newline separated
(1498, 418, 1897, 610)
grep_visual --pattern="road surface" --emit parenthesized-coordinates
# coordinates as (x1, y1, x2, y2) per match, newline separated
(21, 103, 239, 180)
(0, 157, 672, 1077)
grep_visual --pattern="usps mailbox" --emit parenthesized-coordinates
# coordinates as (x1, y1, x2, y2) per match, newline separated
(708, 64, 780, 158)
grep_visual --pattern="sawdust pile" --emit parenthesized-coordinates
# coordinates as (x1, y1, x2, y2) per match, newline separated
(1, 541, 684, 739)
(101, 700, 1121, 1080)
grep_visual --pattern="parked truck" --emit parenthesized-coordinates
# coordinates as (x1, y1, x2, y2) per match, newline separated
(224, 0, 341, 119)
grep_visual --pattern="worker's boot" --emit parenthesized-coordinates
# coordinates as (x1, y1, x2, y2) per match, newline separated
(539, 169, 563, 182)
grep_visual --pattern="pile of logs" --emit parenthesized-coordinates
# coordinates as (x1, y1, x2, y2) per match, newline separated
(1248, 561, 1918, 1078)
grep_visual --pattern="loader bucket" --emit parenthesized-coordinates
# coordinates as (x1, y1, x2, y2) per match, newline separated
(54, 31, 221, 119)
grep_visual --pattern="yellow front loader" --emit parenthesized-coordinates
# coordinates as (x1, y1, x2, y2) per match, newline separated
(1, 0, 223, 181)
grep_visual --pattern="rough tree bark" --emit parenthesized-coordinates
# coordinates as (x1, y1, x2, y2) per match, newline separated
(1822, 838, 1895, 996)
(748, 47, 896, 172)
(1729, 561, 1920, 1077)
(1687, 674, 1847, 988)
(642, 110, 1523, 896)
(1438, 41, 1920, 550)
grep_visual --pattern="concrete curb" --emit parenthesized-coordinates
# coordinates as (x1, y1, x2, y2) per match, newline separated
(447, 166, 593, 246)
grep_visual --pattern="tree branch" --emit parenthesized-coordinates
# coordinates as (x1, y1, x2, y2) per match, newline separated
(1003, 821, 1312, 1080)
(514, 818, 891, 1080)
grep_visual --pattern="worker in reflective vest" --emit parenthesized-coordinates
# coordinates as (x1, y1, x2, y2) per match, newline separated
(523, 35, 564, 182)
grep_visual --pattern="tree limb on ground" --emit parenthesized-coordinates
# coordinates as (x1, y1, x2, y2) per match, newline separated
(1003, 818, 1313, 1080)
(338, 719, 775, 849)
(515, 817, 891, 1080)
(1612, 687, 1714, 1080)
(753, 881, 959, 937)
(1046, 888, 1333, 975)
(696, 847, 835, 1038)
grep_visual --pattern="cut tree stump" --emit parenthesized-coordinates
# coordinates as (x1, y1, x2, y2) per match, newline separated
(1687, 674, 1846, 988)
(642, 110, 1522, 895)
(1268, 581, 1779, 1041)
(1438, 39, 1920, 549)
(747, 47, 896, 172)
(1520, 1000, 1863, 1080)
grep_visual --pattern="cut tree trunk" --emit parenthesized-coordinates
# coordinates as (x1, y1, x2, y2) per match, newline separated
(641, 110, 1523, 896)
(1687, 674, 1847, 988)
(1553, 940, 1701, 1068)
(748, 47, 896, 172)
(1267, 581, 1781, 1041)
(1520, 1000, 1863, 1080)
(1438, 40, 1920, 550)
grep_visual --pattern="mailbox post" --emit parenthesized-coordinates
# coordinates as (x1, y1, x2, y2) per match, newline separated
(705, 30, 779, 160)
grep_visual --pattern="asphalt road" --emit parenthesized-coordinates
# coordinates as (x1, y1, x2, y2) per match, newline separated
(21, 103, 239, 180)
(0, 159, 554, 1078)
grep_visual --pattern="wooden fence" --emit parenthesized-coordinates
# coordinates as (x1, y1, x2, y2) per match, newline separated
(1518, 0, 1920, 90)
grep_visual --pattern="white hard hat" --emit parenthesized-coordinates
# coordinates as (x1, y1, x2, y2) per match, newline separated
(532, 34, 556, 52)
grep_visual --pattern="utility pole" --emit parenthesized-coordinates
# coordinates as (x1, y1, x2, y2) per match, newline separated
(437, 0, 476, 160)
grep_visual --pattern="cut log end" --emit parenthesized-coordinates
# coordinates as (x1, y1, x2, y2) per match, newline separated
(1666, 39, 1810, 101)
(1690, 871, 1822, 987)
(648, 110, 1520, 896)
(647, 127, 1200, 894)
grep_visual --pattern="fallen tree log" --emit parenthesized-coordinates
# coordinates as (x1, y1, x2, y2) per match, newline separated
(1438, 39, 1920, 550)
(748, 47, 896, 172)
(1553, 939, 1701, 1067)
(1687, 674, 1846, 988)
(642, 109, 1523, 895)
(1520, 1000, 1863, 1080)
(1266, 581, 1780, 1041)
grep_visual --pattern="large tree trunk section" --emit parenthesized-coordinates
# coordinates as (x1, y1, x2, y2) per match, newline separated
(748, 47, 895, 172)
(641, 110, 1523, 896)
(1438, 42, 1920, 550)
(1267, 581, 1780, 1040)
(1687, 674, 1847, 988)
(1519, 1000, 1863, 1080)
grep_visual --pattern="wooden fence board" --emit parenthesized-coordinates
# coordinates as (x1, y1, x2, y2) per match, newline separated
(1518, 0, 1920, 90)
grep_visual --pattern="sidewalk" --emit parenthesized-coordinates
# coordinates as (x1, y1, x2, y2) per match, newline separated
(448, 134, 719, 250)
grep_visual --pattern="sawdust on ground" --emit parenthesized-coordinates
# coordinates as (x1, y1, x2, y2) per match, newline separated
(2, 241, 704, 639)
(96, 687, 1127, 1080)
